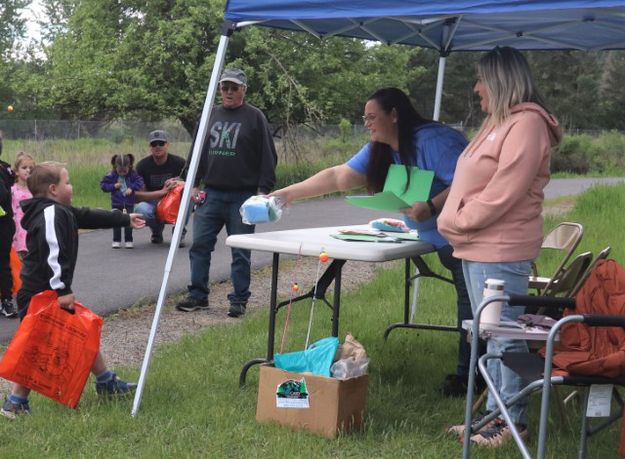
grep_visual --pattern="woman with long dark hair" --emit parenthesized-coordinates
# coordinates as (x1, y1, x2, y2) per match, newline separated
(272, 87, 472, 394)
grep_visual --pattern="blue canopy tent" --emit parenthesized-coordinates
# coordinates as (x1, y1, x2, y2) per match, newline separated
(133, 2, 625, 443)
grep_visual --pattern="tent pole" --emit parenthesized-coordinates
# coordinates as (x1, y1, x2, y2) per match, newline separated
(131, 20, 236, 418)
(432, 54, 446, 121)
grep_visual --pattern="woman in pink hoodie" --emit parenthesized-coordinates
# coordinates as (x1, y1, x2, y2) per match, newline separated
(439, 47, 562, 447)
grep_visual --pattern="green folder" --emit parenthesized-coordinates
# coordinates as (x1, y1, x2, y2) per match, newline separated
(346, 164, 434, 211)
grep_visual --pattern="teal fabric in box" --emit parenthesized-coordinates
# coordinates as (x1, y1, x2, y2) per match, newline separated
(274, 337, 339, 377)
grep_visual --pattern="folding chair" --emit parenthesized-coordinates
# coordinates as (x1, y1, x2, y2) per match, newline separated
(529, 222, 584, 294)
(469, 252, 592, 416)
(540, 251, 592, 299)
(569, 246, 611, 298)
(462, 260, 625, 459)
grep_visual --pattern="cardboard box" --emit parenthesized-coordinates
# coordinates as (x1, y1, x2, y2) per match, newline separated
(256, 365, 368, 439)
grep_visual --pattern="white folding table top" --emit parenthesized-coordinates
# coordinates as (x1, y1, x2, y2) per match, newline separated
(226, 224, 435, 262)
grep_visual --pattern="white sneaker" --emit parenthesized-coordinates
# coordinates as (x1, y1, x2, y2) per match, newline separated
(112, 242, 121, 249)
(125, 241, 134, 249)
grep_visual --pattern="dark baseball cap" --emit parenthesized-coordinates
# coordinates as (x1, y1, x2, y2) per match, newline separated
(149, 130, 168, 143)
(219, 68, 247, 86)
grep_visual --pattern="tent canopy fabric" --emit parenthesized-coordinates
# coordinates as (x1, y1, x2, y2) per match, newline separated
(224, 1, 625, 52)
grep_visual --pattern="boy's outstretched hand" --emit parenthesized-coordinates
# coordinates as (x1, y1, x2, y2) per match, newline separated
(129, 213, 146, 229)
(58, 293, 75, 313)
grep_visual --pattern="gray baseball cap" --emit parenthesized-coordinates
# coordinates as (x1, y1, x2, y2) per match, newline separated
(149, 130, 168, 143)
(219, 68, 247, 86)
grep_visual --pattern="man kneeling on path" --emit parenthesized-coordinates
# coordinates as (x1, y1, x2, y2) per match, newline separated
(176, 68, 277, 318)
(135, 130, 187, 246)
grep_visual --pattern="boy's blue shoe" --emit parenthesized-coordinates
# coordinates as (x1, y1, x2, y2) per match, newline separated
(95, 373, 137, 396)
(1, 398, 31, 419)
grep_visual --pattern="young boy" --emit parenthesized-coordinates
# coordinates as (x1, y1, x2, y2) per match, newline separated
(2, 161, 146, 418)
(0, 133, 17, 318)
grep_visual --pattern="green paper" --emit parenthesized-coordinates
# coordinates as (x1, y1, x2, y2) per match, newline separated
(346, 192, 411, 211)
(346, 165, 434, 211)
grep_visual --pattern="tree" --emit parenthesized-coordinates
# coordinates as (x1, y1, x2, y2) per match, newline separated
(0, 0, 28, 58)
(528, 51, 602, 130)
(599, 51, 625, 130)
(38, 0, 77, 42)
(0, 0, 29, 118)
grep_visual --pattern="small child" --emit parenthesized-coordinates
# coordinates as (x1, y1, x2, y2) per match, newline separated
(100, 154, 144, 249)
(2, 161, 146, 418)
(11, 152, 35, 259)
(0, 133, 17, 318)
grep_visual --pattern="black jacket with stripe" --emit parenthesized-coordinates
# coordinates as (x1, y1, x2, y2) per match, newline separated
(19, 197, 130, 298)
(0, 158, 15, 221)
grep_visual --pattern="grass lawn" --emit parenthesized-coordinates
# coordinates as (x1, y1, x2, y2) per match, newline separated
(0, 184, 624, 458)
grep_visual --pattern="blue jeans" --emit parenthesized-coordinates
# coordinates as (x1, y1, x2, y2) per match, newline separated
(135, 199, 190, 238)
(437, 245, 472, 378)
(462, 259, 532, 425)
(188, 188, 255, 305)
(135, 200, 164, 237)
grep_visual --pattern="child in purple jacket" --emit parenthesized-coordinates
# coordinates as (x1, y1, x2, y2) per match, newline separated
(100, 154, 144, 249)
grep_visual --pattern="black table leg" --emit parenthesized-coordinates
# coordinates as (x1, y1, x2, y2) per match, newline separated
(384, 255, 457, 340)
(239, 256, 349, 386)
(239, 252, 280, 386)
(332, 261, 342, 337)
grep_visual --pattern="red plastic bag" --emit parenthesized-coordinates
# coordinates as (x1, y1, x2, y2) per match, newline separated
(0, 290, 102, 408)
(156, 184, 183, 224)
(10, 247, 21, 296)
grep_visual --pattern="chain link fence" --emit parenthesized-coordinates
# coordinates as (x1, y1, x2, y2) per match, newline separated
(0, 119, 193, 143)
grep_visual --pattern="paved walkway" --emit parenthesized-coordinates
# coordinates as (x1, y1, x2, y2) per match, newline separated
(1, 176, 623, 342)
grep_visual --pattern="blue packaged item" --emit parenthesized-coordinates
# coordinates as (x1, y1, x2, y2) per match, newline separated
(369, 218, 409, 233)
(274, 336, 340, 377)
(240, 195, 283, 225)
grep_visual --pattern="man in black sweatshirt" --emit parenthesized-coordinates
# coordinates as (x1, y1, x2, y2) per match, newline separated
(176, 68, 277, 317)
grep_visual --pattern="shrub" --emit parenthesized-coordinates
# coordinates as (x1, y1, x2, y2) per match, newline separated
(338, 118, 352, 143)
(551, 135, 592, 174)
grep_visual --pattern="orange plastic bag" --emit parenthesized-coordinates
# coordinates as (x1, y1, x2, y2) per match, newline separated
(10, 247, 21, 296)
(156, 184, 183, 224)
(0, 290, 102, 408)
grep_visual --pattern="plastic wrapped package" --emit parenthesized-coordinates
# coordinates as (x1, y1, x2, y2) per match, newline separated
(369, 218, 410, 233)
(331, 333, 370, 379)
(331, 357, 370, 379)
(240, 195, 283, 225)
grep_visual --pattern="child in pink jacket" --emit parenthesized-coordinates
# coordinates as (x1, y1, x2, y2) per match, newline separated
(11, 152, 35, 258)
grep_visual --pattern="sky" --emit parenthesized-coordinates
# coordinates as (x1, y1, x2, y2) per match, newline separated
(20, 0, 44, 42)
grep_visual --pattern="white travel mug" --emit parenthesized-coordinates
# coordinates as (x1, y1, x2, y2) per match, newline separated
(480, 278, 505, 327)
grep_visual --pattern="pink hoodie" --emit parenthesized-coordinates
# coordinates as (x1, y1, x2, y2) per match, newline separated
(438, 102, 562, 262)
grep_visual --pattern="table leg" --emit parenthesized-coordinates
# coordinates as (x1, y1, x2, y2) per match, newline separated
(332, 261, 342, 337)
(239, 252, 280, 386)
(384, 255, 457, 340)
(267, 252, 280, 360)
(239, 257, 347, 386)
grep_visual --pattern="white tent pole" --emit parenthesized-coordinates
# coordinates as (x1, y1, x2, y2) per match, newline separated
(131, 22, 235, 417)
(432, 55, 446, 121)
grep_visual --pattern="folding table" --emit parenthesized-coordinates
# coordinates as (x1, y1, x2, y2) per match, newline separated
(226, 224, 442, 385)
